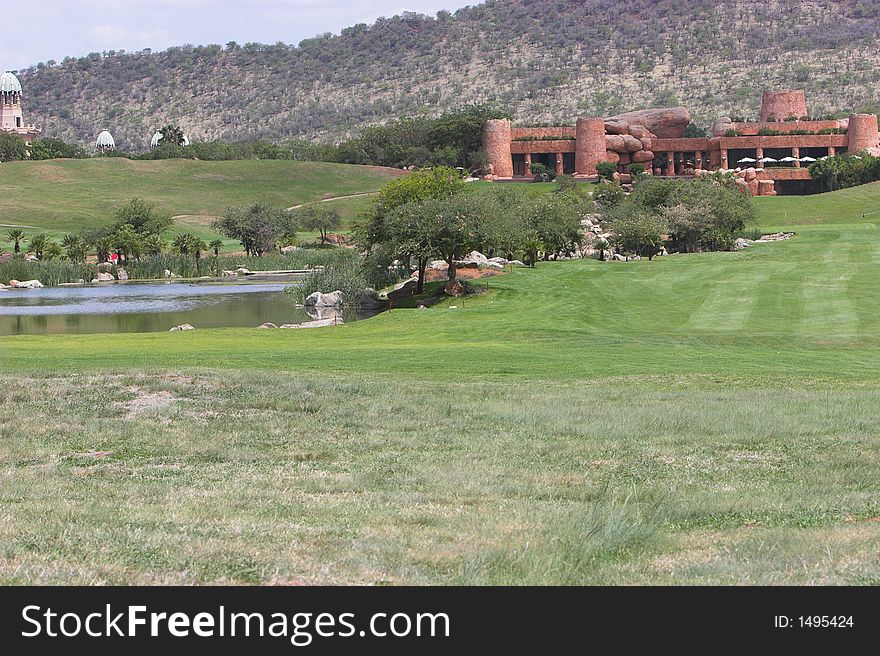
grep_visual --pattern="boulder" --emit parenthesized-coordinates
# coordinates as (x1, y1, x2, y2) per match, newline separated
(116, 268, 129, 281)
(604, 120, 629, 135)
(744, 168, 757, 182)
(629, 125, 649, 140)
(617, 152, 631, 165)
(621, 134, 643, 153)
(356, 287, 382, 309)
(281, 318, 343, 329)
(383, 278, 419, 302)
(606, 107, 692, 139)
(508, 260, 525, 267)
(222, 270, 238, 276)
(429, 260, 449, 270)
(163, 269, 172, 278)
(91, 272, 115, 283)
(604, 150, 620, 164)
(170, 324, 195, 331)
(632, 150, 655, 163)
(258, 322, 278, 329)
(605, 135, 626, 152)
(304, 290, 344, 307)
(280, 245, 298, 255)
(618, 173, 633, 185)
(712, 116, 733, 137)
(461, 250, 490, 264)
(235, 267, 251, 275)
(488, 256, 509, 265)
(12, 279, 44, 289)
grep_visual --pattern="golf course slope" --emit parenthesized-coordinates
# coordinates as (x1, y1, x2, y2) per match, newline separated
(1, 182, 880, 585)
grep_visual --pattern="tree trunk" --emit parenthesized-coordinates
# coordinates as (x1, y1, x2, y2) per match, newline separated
(417, 257, 427, 293)
(447, 258, 457, 282)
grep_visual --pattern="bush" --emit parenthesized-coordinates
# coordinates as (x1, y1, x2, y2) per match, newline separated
(594, 180, 625, 209)
(285, 251, 369, 306)
(628, 163, 646, 177)
(596, 161, 617, 181)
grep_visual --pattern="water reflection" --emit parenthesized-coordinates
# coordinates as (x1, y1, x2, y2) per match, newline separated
(0, 281, 376, 335)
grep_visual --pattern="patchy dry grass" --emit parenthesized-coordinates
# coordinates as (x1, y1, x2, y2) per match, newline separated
(2, 371, 878, 585)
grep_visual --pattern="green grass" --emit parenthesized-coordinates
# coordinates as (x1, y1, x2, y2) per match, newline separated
(0, 158, 400, 250)
(2, 182, 880, 584)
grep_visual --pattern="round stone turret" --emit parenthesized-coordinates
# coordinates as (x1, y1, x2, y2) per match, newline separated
(760, 90, 807, 122)
(482, 119, 513, 178)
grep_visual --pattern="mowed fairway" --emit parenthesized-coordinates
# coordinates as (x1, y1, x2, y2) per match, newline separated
(2, 183, 880, 584)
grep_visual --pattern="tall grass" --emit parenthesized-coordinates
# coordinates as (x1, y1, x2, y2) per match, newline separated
(1, 248, 355, 285)
(0, 259, 97, 286)
(459, 494, 667, 585)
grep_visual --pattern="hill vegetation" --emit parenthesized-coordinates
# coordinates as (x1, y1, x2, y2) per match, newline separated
(14, 0, 880, 150)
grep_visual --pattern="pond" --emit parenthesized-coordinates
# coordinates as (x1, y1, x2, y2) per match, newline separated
(0, 280, 372, 335)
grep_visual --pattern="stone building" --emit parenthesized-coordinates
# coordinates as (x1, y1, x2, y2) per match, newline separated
(482, 90, 880, 196)
(0, 71, 40, 142)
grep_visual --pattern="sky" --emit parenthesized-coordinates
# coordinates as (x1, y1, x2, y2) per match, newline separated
(1, 0, 473, 71)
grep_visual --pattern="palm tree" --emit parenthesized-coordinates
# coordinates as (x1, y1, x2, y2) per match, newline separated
(209, 239, 223, 257)
(6, 229, 24, 254)
(61, 234, 86, 262)
(172, 233, 194, 256)
(193, 238, 208, 272)
(27, 233, 49, 261)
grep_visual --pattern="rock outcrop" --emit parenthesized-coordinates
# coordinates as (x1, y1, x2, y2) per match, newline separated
(606, 107, 692, 139)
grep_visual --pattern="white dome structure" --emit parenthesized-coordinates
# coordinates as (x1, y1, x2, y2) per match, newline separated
(0, 71, 22, 94)
(95, 130, 115, 153)
(150, 129, 190, 148)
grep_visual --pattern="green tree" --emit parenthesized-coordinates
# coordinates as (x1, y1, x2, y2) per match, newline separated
(608, 206, 667, 260)
(112, 224, 142, 264)
(359, 166, 465, 250)
(6, 229, 25, 254)
(0, 133, 27, 162)
(298, 205, 342, 245)
(209, 239, 223, 256)
(213, 203, 295, 256)
(113, 198, 172, 236)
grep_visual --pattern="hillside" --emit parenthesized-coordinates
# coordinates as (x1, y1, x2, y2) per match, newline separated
(0, 159, 401, 241)
(14, 0, 880, 151)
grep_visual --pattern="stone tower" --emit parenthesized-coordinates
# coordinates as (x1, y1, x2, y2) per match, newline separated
(847, 113, 880, 154)
(0, 71, 40, 141)
(759, 90, 808, 122)
(575, 118, 606, 176)
(482, 119, 513, 178)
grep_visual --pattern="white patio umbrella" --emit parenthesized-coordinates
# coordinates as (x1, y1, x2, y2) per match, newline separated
(799, 156, 817, 163)
(820, 156, 829, 160)
(759, 157, 778, 163)
(737, 157, 757, 164)
(779, 156, 798, 163)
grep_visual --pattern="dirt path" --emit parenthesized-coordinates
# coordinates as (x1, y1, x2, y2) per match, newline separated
(285, 191, 377, 212)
